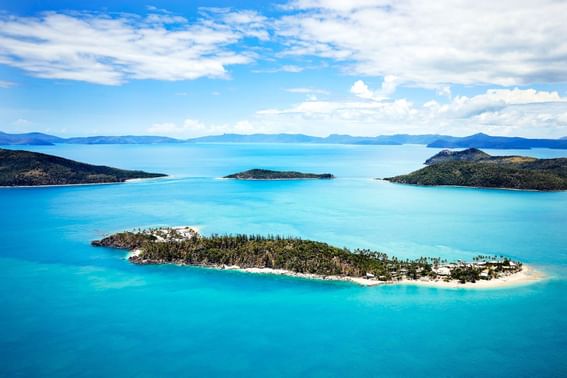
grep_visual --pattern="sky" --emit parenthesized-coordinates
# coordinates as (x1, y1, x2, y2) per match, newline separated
(0, 0, 566, 138)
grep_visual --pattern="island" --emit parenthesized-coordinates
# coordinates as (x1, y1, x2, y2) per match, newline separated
(224, 169, 334, 180)
(0, 148, 166, 187)
(91, 227, 537, 288)
(384, 148, 567, 191)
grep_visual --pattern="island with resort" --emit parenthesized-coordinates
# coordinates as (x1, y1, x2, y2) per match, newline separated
(0, 148, 166, 187)
(224, 169, 335, 180)
(385, 148, 567, 191)
(91, 227, 538, 288)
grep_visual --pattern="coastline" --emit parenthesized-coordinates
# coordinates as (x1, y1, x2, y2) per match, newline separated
(396, 265, 545, 289)
(233, 265, 545, 289)
(221, 177, 333, 181)
(129, 257, 545, 289)
(380, 179, 564, 193)
(0, 176, 168, 189)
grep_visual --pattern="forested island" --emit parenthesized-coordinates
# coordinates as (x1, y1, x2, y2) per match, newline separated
(385, 148, 567, 191)
(0, 148, 166, 186)
(224, 169, 334, 180)
(92, 227, 527, 287)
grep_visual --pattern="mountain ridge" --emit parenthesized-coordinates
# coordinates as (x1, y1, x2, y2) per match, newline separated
(0, 148, 166, 186)
(385, 148, 567, 191)
(2, 131, 567, 149)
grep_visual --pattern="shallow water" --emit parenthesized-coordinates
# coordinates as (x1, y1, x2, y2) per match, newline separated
(1, 143, 566, 377)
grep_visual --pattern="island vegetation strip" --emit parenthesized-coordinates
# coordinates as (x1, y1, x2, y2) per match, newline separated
(92, 227, 542, 288)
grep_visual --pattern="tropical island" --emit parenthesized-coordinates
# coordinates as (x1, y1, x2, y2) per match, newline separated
(384, 148, 567, 191)
(0, 148, 166, 187)
(91, 227, 536, 288)
(224, 169, 334, 180)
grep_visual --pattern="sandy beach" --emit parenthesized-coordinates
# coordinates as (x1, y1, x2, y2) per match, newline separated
(231, 267, 385, 286)
(223, 265, 545, 289)
(397, 264, 545, 289)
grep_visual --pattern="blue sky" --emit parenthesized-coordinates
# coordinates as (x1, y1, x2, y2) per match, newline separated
(1, 0, 566, 138)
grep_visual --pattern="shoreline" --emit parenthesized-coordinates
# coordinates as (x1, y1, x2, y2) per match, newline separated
(380, 179, 565, 193)
(396, 264, 545, 289)
(220, 177, 334, 181)
(129, 257, 545, 289)
(233, 265, 545, 289)
(0, 176, 168, 189)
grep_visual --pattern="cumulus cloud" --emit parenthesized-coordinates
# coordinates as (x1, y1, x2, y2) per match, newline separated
(277, 0, 567, 87)
(256, 86, 567, 137)
(148, 88, 567, 138)
(0, 9, 267, 85)
(350, 76, 397, 100)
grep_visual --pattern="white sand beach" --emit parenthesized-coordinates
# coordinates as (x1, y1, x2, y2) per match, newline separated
(222, 265, 545, 289)
(397, 265, 545, 289)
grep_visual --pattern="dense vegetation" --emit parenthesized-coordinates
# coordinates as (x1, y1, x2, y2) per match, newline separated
(385, 149, 567, 191)
(424, 148, 491, 165)
(224, 169, 334, 180)
(0, 148, 166, 186)
(92, 230, 521, 283)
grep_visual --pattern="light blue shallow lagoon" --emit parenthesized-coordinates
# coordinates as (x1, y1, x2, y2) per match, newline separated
(1, 144, 566, 377)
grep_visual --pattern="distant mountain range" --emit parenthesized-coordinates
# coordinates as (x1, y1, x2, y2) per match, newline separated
(0, 132, 180, 146)
(2, 131, 567, 149)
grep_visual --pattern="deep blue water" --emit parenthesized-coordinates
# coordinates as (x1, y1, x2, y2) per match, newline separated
(1, 144, 566, 377)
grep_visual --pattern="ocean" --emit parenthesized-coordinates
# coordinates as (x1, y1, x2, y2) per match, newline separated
(1, 143, 566, 377)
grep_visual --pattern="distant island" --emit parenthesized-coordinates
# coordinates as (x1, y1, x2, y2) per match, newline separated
(224, 169, 334, 180)
(2, 130, 567, 149)
(426, 133, 567, 150)
(91, 227, 535, 288)
(0, 148, 166, 187)
(385, 148, 567, 191)
(0, 131, 180, 146)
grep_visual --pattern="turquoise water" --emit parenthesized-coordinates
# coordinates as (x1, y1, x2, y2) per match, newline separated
(1, 144, 566, 377)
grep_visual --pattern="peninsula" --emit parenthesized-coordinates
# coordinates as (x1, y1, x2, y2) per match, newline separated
(224, 169, 334, 180)
(91, 227, 533, 288)
(385, 148, 567, 191)
(0, 148, 166, 187)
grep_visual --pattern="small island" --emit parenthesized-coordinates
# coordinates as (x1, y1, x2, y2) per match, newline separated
(384, 148, 567, 191)
(91, 227, 537, 288)
(224, 169, 334, 180)
(0, 148, 166, 187)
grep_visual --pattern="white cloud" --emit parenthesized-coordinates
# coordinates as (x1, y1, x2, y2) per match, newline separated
(146, 87, 567, 138)
(436, 86, 451, 98)
(148, 118, 257, 138)
(436, 88, 565, 118)
(256, 87, 567, 137)
(350, 76, 397, 100)
(286, 87, 330, 95)
(277, 0, 567, 87)
(253, 64, 305, 73)
(0, 80, 16, 88)
(0, 9, 267, 85)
